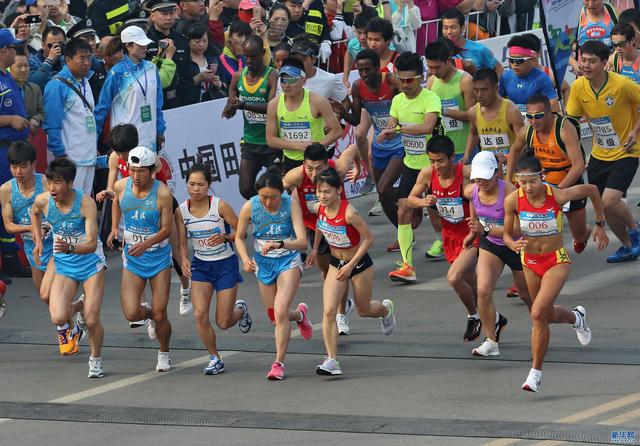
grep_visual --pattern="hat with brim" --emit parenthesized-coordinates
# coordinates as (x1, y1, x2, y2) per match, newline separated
(121, 26, 153, 46)
(67, 19, 97, 39)
(290, 39, 318, 58)
(278, 65, 304, 79)
(470, 151, 499, 180)
(0, 29, 23, 48)
(146, 0, 178, 12)
(128, 146, 157, 168)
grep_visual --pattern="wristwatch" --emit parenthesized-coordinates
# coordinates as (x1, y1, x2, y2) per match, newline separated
(595, 220, 605, 227)
(277, 240, 285, 249)
(224, 234, 231, 243)
(67, 244, 75, 254)
(483, 225, 490, 236)
(395, 125, 401, 134)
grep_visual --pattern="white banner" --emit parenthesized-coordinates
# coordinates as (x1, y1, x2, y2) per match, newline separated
(162, 98, 365, 212)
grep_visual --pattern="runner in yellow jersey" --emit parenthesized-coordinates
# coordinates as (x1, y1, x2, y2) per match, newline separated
(566, 40, 640, 263)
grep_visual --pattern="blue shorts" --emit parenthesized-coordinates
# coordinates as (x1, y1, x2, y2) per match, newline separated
(371, 143, 404, 171)
(123, 244, 172, 280)
(255, 251, 303, 285)
(55, 251, 106, 283)
(191, 254, 243, 292)
(24, 237, 53, 272)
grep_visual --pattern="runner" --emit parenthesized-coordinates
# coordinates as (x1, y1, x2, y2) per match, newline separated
(222, 35, 279, 199)
(570, 0, 618, 75)
(407, 135, 482, 342)
(463, 151, 532, 357)
(234, 167, 312, 380)
(176, 163, 252, 375)
(283, 143, 360, 335)
(309, 167, 395, 375)
(503, 155, 608, 392)
(0, 142, 54, 323)
(31, 157, 107, 378)
(107, 146, 174, 372)
(566, 40, 640, 263)
(265, 57, 341, 173)
(610, 23, 640, 84)
(378, 52, 443, 283)
(508, 95, 590, 253)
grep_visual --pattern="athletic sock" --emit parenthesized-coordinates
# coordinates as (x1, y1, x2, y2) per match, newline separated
(468, 313, 480, 319)
(495, 312, 500, 324)
(56, 323, 69, 332)
(297, 310, 304, 322)
(397, 224, 413, 266)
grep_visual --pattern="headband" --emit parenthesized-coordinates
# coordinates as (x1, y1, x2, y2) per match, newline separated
(515, 170, 543, 177)
(508, 47, 536, 58)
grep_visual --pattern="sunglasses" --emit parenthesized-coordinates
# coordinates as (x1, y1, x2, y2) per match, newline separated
(508, 56, 533, 65)
(279, 76, 302, 85)
(612, 40, 629, 48)
(524, 111, 546, 120)
(397, 75, 421, 84)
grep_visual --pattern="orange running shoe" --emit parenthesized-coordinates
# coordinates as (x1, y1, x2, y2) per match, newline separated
(388, 262, 416, 283)
(58, 328, 79, 356)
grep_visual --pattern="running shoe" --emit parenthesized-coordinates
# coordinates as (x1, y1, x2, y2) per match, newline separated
(235, 299, 252, 334)
(572, 305, 592, 346)
(495, 313, 508, 342)
(425, 239, 444, 259)
(0, 283, 6, 319)
(130, 302, 150, 328)
(156, 351, 172, 372)
(88, 357, 104, 378)
(463, 317, 482, 342)
(380, 299, 395, 335)
(368, 200, 383, 217)
(386, 240, 400, 252)
(388, 262, 416, 283)
(522, 369, 542, 392)
(203, 355, 225, 375)
(146, 319, 157, 340)
(606, 246, 634, 263)
(316, 357, 343, 375)
(629, 223, 640, 258)
(267, 361, 285, 380)
(296, 303, 313, 340)
(573, 238, 588, 254)
(506, 286, 519, 298)
(74, 294, 86, 332)
(360, 177, 375, 194)
(58, 328, 80, 356)
(472, 338, 500, 357)
(336, 314, 350, 336)
(344, 296, 355, 322)
(179, 287, 193, 316)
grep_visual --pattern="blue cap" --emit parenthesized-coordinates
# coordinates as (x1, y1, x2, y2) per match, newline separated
(278, 65, 304, 79)
(0, 29, 22, 48)
(25, 0, 37, 6)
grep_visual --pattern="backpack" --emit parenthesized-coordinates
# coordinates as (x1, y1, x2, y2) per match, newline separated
(525, 114, 586, 161)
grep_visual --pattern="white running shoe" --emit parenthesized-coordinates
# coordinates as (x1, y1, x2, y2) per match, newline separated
(74, 294, 86, 332)
(472, 338, 500, 357)
(380, 299, 395, 335)
(88, 357, 104, 378)
(573, 306, 591, 346)
(522, 369, 542, 392)
(344, 296, 355, 322)
(336, 314, 350, 336)
(179, 288, 192, 316)
(156, 351, 172, 372)
(368, 200, 383, 217)
(130, 302, 150, 328)
(316, 357, 343, 375)
(146, 319, 157, 340)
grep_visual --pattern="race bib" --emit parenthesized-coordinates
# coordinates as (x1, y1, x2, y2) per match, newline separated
(317, 219, 351, 248)
(244, 109, 266, 124)
(124, 228, 152, 247)
(55, 234, 82, 245)
(305, 193, 318, 214)
(436, 197, 465, 223)
(280, 121, 311, 142)
(254, 238, 292, 258)
(478, 215, 503, 229)
(519, 211, 559, 236)
(479, 133, 510, 153)
(371, 114, 390, 131)
(401, 133, 427, 156)
(590, 116, 621, 150)
(442, 100, 463, 132)
(191, 227, 227, 257)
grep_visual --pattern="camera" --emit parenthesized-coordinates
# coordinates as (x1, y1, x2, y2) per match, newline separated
(25, 15, 42, 24)
(159, 40, 168, 50)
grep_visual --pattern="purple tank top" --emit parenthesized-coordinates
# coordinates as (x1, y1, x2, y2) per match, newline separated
(472, 179, 506, 246)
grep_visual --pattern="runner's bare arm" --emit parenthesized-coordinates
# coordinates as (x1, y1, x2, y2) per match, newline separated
(30, 192, 48, 265)
(343, 205, 372, 266)
(234, 202, 255, 271)
(447, 75, 475, 122)
(503, 190, 525, 252)
(463, 105, 479, 164)
(287, 202, 308, 251)
(400, 111, 439, 136)
(218, 199, 239, 241)
(506, 126, 527, 183)
(175, 207, 190, 268)
(283, 165, 304, 191)
(557, 119, 585, 189)
(335, 144, 361, 179)
(407, 168, 434, 208)
(0, 183, 30, 234)
(312, 94, 343, 148)
(554, 184, 608, 251)
(507, 100, 525, 136)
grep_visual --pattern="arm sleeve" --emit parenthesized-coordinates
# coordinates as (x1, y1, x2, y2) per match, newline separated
(42, 82, 66, 157)
(155, 70, 166, 136)
(154, 58, 177, 89)
(483, 47, 498, 70)
(330, 17, 346, 41)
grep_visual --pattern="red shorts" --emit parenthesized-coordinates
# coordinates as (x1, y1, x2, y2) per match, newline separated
(442, 230, 478, 264)
(521, 247, 571, 277)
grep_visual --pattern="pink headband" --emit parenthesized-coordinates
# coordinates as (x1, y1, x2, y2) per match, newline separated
(509, 46, 536, 58)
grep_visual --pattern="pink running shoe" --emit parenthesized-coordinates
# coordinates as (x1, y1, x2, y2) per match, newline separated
(296, 303, 313, 340)
(267, 361, 285, 380)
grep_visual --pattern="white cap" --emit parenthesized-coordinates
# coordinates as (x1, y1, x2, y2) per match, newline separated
(128, 146, 156, 168)
(470, 151, 498, 180)
(121, 26, 153, 46)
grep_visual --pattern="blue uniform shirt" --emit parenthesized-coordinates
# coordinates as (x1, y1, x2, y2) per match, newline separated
(454, 39, 498, 71)
(499, 68, 558, 111)
(0, 69, 29, 142)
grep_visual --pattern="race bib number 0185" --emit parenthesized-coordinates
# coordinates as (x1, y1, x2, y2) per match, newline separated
(590, 116, 620, 150)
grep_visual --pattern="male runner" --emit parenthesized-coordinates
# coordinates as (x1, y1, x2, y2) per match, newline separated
(610, 23, 640, 84)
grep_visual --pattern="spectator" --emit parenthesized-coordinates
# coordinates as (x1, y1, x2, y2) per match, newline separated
(6, 11, 40, 62)
(570, 0, 618, 75)
(264, 3, 290, 51)
(87, 0, 131, 38)
(67, 18, 108, 102)
(175, 0, 207, 36)
(0, 28, 32, 281)
(10, 47, 43, 137)
(366, 17, 399, 73)
(283, 0, 332, 62)
(28, 25, 65, 91)
(515, 0, 536, 32)
(97, 36, 124, 71)
(180, 22, 225, 104)
(27, 0, 78, 51)
(391, 0, 421, 53)
(324, 0, 351, 73)
(43, 38, 98, 196)
(94, 26, 166, 152)
(618, 8, 639, 46)
(272, 41, 290, 69)
(413, 0, 439, 51)
(342, 6, 377, 87)
(217, 20, 250, 90)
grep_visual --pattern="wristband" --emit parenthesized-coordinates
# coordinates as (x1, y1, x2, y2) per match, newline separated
(395, 125, 401, 134)
(277, 240, 285, 249)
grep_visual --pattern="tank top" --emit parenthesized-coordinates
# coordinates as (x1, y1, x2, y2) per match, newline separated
(359, 74, 401, 150)
(46, 189, 87, 248)
(517, 184, 563, 237)
(179, 196, 234, 262)
(614, 52, 640, 85)
(472, 179, 506, 246)
(11, 174, 51, 245)
(250, 194, 295, 258)
(430, 163, 470, 236)
(296, 159, 346, 230)
(431, 70, 469, 155)
(120, 178, 170, 251)
(530, 118, 572, 185)
(317, 199, 360, 249)
(277, 89, 325, 161)
(238, 66, 273, 145)
(475, 99, 516, 154)
(577, 6, 616, 47)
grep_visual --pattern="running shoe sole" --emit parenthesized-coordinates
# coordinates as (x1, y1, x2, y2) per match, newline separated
(316, 366, 343, 376)
(388, 274, 416, 283)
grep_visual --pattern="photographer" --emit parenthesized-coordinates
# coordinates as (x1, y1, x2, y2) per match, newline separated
(27, 0, 77, 51)
(28, 25, 65, 90)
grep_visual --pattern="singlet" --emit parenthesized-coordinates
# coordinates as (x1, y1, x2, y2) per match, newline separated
(120, 178, 170, 253)
(530, 118, 572, 185)
(359, 74, 401, 151)
(179, 196, 234, 262)
(430, 163, 470, 236)
(475, 98, 516, 154)
(316, 199, 360, 249)
(614, 52, 640, 85)
(238, 66, 273, 145)
(11, 174, 53, 248)
(472, 179, 506, 246)
(431, 70, 469, 155)
(277, 89, 325, 161)
(577, 5, 616, 47)
(250, 194, 295, 258)
(517, 184, 563, 237)
(380, 51, 399, 74)
(296, 159, 346, 230)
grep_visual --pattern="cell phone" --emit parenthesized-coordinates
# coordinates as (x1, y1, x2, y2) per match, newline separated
(159, 40, 168, 50)
(252, 6, 261, 21)
(209, 62, 218, 73)
(25, 15, 42, 24)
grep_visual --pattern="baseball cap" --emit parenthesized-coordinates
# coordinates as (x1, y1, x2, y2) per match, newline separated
(290, 38, 319, 57)
(239, 0, 259, 10)
(0, 29, 22, 48)
(121, 26, 153, 46)
(128, 146, 156, 168)
(470, 151, 498, 180)
(284, 0, 303, 3)
(278, 65, 304, 78)
(25, 0, 37, 6)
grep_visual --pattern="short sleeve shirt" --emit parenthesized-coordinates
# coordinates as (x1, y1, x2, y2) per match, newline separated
(455, 39, 498, 71)
(498, 68, 558, 112)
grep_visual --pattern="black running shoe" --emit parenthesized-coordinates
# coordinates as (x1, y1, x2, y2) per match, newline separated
(495, 313, 508, 342)
(463, 317, 481, 341)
